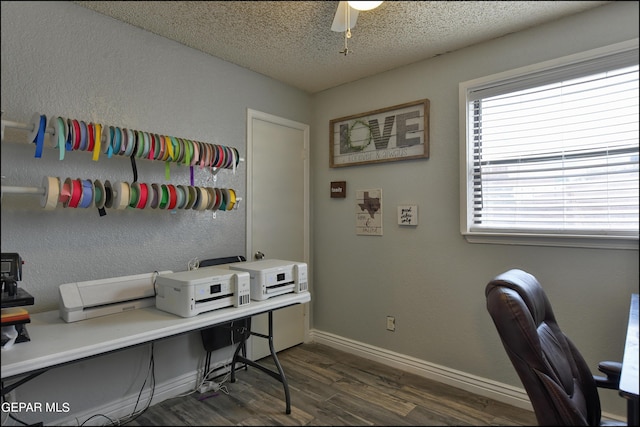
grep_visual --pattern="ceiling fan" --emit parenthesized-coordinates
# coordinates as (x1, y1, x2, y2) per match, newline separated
(331, 1, 383, 55)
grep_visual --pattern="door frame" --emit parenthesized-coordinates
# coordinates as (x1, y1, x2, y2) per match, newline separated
(246, 108, 311, 345)
(245, 108, 310, 265)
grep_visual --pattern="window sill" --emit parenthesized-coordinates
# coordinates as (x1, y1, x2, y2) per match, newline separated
(463, 232, 639, 250)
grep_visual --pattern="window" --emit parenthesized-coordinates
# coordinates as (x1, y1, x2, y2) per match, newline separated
(459, 40, 639, 249)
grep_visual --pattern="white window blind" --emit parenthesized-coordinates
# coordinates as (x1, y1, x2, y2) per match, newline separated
(460, 41, 639, 248)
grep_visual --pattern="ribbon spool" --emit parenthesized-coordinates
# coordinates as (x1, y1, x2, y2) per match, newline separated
(86, 123, 95, 152)
(153, 134, 162, 160)
(134, 131, 143, 158)
(103, 180, 114, 208)
(78, 121, 88, 151)
(149, 183, 161, 209)
(202, 143, 212, 167)
(106, 126, 115, 155)
(71, 120, 81, 151)
(199, 187, 208, 210)
(50, 116, 67, 161)
(60, 178, 71, 206)
(29, 113, 47, 158)
(119, 128, 127, 155)
(184, 186, 197, 209)
(227, 188, 236, 210)
(112, 127, 122, 154)
(165, 184, 176, 210)
(176, 185, 189, 209)
(124, 129, 135, 157)
(191, 187, 202, 210)
(65, 178, 82, 208)
(78, 178, 94, 208)
(213, 188, 223, 211)
(205, 187, 216, 210)
(112, 181, 130, 210)
(218, 188, 227, 211)
(191, 141, 200, 166)
(41, 176, 60, 210)
(207, 187, 218, 211)
(223, 147, 232, 169)
(158, 184, 169, 209)
(94, 179, 106, 209)
(129, 182, 141, 208)
(140, 132, 149, 158)
(137, 183, 150, 209)
(92, 123, 102, 161)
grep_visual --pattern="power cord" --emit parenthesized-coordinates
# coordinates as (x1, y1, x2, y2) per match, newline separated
(177, 320, 244, 399)
(76, 342, 156, 426)
(151, 270, 159, 296)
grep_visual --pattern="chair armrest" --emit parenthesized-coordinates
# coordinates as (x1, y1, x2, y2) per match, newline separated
(594, 360, 622, 390)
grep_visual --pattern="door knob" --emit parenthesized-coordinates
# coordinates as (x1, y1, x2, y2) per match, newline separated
(254, 251, 265, 260)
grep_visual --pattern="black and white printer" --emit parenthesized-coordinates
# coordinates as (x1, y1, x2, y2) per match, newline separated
(228, 259, 308, 301)
(155, 267, 251, 317)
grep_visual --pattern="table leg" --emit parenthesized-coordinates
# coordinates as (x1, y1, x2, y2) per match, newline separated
(230, 311, 292, 414)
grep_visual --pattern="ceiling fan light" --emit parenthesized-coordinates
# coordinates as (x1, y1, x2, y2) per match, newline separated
(347, 1, 383, 11)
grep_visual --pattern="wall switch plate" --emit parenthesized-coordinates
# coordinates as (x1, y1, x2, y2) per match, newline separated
(386, 316, 395, 331)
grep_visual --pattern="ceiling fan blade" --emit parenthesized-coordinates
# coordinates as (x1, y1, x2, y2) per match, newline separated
(331, 1, 359, 32)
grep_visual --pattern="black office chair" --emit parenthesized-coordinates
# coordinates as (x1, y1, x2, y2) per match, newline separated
(485, 269, 627, 426)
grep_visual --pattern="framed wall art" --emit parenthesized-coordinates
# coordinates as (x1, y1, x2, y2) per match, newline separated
(330, 99, 429, 168)
(355, 188, 383, 236)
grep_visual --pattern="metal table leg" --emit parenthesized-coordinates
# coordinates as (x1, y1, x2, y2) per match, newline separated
(231, 311, 291, 414)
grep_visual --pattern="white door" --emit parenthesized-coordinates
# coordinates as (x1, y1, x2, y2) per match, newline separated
(246, 109, 309, 360)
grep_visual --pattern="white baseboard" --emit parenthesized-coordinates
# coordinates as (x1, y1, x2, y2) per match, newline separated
(308, 329, 534, 412)
(307, 330, 625, 423)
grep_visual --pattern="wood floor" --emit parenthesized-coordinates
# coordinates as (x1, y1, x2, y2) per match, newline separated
(124, 342, 537, 426)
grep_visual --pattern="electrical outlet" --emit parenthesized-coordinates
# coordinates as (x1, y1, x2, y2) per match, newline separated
(386, 316, 395, 331)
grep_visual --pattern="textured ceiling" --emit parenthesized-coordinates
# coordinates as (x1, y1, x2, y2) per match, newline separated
(72, 1, 610, 94)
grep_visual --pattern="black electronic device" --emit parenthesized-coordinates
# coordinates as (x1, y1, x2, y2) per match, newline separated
(1, 252, 23, 282)
(1, 252, 34, 308)
(1, 252, 33, 346)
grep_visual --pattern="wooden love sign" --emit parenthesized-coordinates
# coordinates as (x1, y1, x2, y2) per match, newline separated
(329, 99, 429, 167)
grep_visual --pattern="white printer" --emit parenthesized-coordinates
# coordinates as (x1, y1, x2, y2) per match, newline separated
(229, 259, 308, 301)
(155, 267, 250, 318)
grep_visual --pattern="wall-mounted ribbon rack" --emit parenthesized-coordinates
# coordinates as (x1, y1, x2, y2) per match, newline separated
(1, 176, 241, 213)
(0, 112, 245, 174)
(1, 111, 243, 216)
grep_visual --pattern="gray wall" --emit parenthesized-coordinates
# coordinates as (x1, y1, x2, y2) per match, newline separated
(1, 1, 310, 312)
(310, 0, 638, 419)
(1, 2, 310, 425)
(1, 0, 638, 424)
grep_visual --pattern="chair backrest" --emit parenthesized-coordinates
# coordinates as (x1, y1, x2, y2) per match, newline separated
(199, 255, 246, 267)
(485, 269, 602, 426)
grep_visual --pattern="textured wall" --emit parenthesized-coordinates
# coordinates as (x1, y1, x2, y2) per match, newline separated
(1, 1, 309, 313)
(1, 2, 309, 424)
